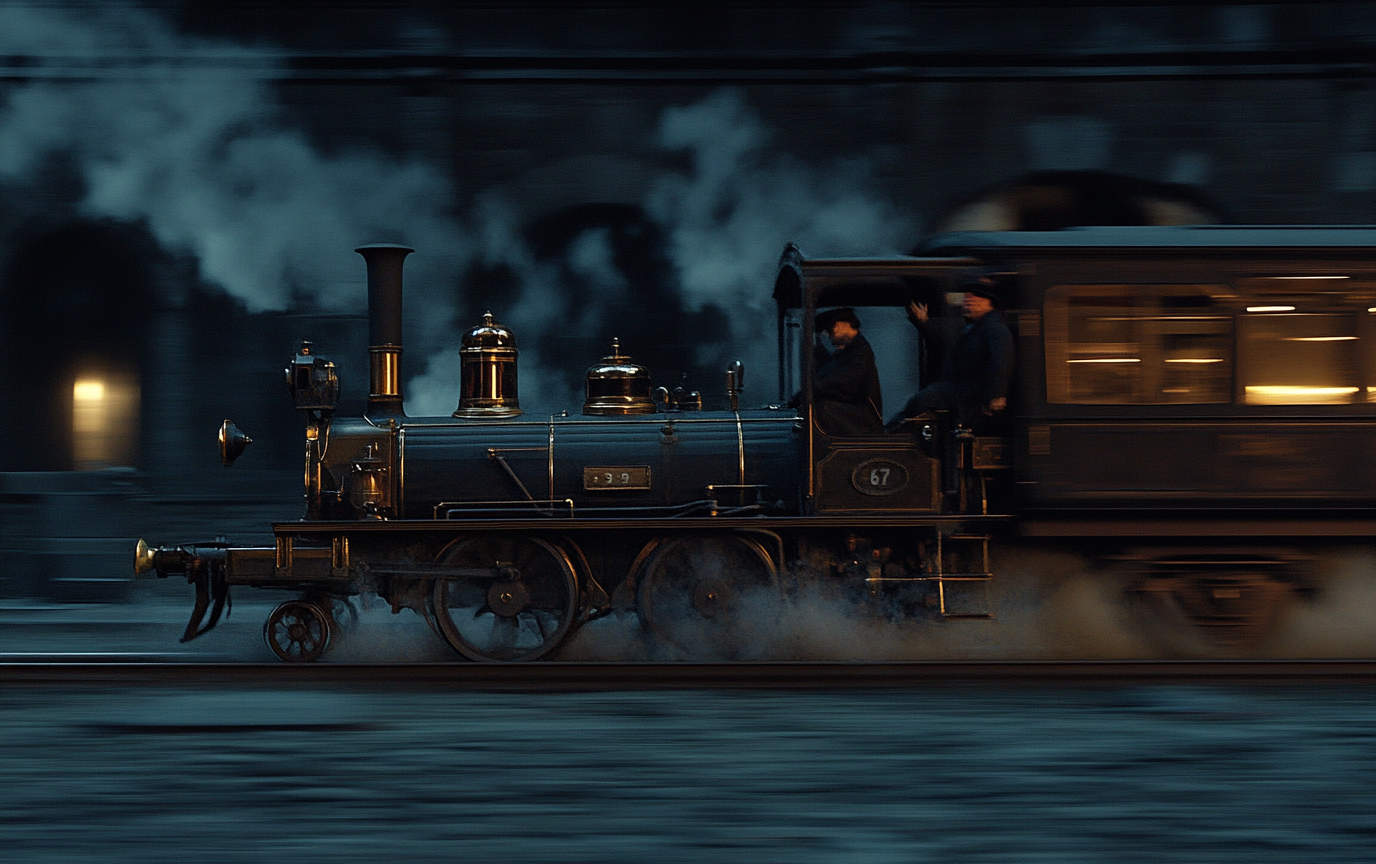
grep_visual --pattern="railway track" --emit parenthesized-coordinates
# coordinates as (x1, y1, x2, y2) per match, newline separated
(3, 659, 1374, 688)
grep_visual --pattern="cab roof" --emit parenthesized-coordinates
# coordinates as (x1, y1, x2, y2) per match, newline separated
(773, 227, 1376, 312)
(772, 243, 975, 310)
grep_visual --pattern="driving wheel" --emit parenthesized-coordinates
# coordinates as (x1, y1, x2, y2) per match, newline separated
(264, 600, 332, 662)
(328, 596, 360, 632)
(638, 534, 778, 659)
(431, 535, 579, 662)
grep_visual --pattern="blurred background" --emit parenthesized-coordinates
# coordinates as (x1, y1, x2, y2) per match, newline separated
(0, 0, 1373, 600)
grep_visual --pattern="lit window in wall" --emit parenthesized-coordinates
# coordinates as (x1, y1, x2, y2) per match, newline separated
(72, 372, 139, 470)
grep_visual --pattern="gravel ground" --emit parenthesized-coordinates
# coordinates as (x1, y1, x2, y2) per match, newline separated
(3, 683, 1373, 863)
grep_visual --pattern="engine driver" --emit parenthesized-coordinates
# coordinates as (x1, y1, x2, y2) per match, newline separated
(807, 306, 884, 436)
(886, 276, 1014, 432)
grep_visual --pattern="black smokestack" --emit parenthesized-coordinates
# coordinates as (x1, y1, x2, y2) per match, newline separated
(355, 243, 414, 416)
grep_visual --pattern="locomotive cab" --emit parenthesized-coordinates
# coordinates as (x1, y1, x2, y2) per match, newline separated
(774, 244, 1013, 516)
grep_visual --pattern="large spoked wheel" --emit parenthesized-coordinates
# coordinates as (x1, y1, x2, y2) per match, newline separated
(638, 534, 778, 659)
(431, 536, 579, 662)
(264, 600, 332, 662)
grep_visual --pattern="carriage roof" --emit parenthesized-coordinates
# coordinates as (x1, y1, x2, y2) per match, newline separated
(775, 227, 1376, 312)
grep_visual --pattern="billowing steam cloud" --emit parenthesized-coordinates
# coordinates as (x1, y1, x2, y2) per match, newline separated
(0, 3, 473, 366)
(0, 3, 914, 417)
(647, 90, 916, 384)
(650, 89, 913, 316)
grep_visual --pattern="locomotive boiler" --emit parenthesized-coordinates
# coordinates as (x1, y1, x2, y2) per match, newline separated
(136, 227, 1376, 661)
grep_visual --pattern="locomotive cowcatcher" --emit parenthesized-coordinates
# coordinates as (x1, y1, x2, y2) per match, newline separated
(136, 227, 1376, 660)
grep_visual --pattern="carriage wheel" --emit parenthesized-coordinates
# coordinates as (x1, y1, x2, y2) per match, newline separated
(264, 600, 331, 662)
(1151, 573, 1293, 651)
(638, 534, 778, 659)
(431, 536, 579, 662)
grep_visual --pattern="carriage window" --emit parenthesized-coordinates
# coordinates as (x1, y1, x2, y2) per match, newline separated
(1045, 284, 1230, 404)
(1236, 276, 1367, 404)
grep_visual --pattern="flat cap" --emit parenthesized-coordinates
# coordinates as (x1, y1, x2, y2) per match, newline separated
(961, 274, 1001, 305)
(814, 306, 861, 332)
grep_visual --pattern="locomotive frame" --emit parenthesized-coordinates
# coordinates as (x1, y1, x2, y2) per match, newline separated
(136, 227, 1376, 660)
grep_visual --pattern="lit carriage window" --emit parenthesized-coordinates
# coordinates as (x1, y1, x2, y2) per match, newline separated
(1045, 284, 1229, 404)
(1236, 276, 1367, 405)
(1045, 285, 1140, 403)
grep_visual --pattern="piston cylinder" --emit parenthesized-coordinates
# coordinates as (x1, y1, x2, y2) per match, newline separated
(454, 311, 521, 417)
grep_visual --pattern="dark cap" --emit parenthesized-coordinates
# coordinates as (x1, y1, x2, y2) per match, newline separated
(814, 306, 861, 333)
(960, 274, 1000, 305)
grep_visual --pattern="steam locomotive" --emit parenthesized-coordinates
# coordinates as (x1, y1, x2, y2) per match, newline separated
(135, 227, 1376, 660)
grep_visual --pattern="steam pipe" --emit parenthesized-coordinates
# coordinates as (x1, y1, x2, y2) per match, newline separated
(356, 243, 414, 416)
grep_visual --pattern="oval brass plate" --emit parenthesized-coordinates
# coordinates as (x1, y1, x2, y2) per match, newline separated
(851, 458, 909, 496)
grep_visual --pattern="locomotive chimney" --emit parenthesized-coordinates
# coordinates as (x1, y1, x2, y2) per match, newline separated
(355, 243, 414, 417)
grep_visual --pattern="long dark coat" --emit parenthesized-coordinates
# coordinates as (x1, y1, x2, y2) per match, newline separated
(900, 310, 1014, 423)
(812, 333, 883, 436)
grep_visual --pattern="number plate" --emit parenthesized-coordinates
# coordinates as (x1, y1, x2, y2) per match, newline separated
(584, 466, 652, 490)
(851, 458, 909, 496)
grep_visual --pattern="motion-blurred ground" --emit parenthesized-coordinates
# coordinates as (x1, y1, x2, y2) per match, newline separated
(4, 681, 1374, 863)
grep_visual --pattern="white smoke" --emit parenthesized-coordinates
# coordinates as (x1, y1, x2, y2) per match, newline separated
(0, 5, 915, 417)
(560, 546, 1376, 661)
(1, 6, 460, 321)
(647, 89, 916, 381)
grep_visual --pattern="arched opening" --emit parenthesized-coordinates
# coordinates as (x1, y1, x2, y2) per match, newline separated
(928, 170, 1228, 235)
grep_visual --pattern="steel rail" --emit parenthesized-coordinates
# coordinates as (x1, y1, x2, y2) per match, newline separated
(3, 660, 1374, 689)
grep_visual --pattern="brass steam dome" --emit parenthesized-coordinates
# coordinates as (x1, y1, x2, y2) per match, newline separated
(583, 339, 656, 416)
(454, 311, 522, 417)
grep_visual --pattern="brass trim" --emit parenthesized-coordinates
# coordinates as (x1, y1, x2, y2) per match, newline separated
(584, 466, 652, 490)
(275, 536, 291, 573)
(369, 346, 401, 397)
(133, 539, 155, 575)
(397, 426, 406, 517)
(548, 418, 556, 502)
(331, 535, 350, 571)
(735, 411, 746, 487)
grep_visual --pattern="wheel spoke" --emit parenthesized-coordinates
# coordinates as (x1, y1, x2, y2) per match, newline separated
(639, 536, 777, 659)
(432, 536, 578, 662)
(530, 610, 550, 641)
(490, 615, 519, 652)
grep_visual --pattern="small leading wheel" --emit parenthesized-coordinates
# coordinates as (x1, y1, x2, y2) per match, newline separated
(431, 536, 579, 662)
(638, 534, 778, 659)
(264, 600, 332, 662)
